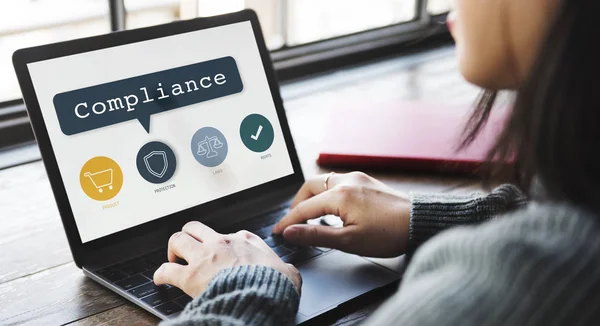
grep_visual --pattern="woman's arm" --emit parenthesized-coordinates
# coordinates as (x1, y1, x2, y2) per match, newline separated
(407, 184, 527, 255)
(162, 185, 527, 326)
(162, 266, 299, 326)
(274, 172, 527, 258)
(157, 179, 527, 326)
(152, 223, 302, 326)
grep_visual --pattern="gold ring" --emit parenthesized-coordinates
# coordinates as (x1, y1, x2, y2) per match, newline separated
(324, 172, 335, 191)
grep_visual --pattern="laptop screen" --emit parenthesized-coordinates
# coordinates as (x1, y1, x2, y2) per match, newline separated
(26, 21, 294, 243)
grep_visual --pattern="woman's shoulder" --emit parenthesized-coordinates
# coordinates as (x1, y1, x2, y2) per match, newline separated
(401, 202, 600, 325)
(488, 201, 600, 236)
(408, 201, 600, 286)
(424, 201, 600, 253)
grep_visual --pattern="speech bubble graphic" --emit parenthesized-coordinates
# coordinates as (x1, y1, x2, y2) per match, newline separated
(53, 56, 243, 135)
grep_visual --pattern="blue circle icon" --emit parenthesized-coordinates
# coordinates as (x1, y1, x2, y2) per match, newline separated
(190, 127, 228, 167)
(136, 141, 177, 184)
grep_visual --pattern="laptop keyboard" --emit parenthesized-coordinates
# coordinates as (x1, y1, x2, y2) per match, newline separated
(96, 207, 331, 316)
(97, 249, 191, 316)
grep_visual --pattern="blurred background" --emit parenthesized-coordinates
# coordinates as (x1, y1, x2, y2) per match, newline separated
(0, 0, 454, 166)
(0, 0, 452, 103)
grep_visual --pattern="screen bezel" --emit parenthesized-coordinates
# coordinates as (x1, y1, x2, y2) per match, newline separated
(12, 10, 304, 266)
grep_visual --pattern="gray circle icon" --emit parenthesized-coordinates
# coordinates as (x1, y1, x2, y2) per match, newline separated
(190, 127, 228, 167)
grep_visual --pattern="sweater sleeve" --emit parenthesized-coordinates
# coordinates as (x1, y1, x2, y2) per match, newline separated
(407, 184, 527, 255)
(162, 265, 299, 326)
(365, 204, 600, 326)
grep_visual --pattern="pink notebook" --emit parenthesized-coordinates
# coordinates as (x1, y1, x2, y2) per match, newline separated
(317, 101, 508, 174)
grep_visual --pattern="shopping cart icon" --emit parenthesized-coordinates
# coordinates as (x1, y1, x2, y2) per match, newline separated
(83, 169, 114, 193)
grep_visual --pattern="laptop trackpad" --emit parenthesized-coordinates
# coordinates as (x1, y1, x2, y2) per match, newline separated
(296, 250, 400, 318)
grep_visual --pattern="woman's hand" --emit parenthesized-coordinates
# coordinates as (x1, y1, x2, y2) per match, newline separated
(273, 172, 410, 258)
(154, 221, 302, 298)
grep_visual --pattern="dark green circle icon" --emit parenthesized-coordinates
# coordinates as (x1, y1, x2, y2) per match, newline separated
(240, 114, 274, 152)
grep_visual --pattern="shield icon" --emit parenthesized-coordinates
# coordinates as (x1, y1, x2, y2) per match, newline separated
(143, 151, 168, 178)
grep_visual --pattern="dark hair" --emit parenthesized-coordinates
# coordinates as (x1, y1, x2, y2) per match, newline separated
(461, 0, 600, 212)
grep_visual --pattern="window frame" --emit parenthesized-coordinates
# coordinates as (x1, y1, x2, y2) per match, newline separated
(0, 0, 451, 156)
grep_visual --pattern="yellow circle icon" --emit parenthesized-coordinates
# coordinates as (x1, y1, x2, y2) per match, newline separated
(80, 156, 123, 201)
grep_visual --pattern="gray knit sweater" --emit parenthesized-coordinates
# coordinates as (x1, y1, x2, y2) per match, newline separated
(164, 185, 600, 325)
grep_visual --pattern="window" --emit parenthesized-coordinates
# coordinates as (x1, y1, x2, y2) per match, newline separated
(428, 0, 454, 15)
(285, 0, 417, 46)
(125, 0, 180, 30)
(0, 0, 110, 103)
(123, 0, 287, 50)
(0, 0, 453, 155)
(125, 0, 453, 49)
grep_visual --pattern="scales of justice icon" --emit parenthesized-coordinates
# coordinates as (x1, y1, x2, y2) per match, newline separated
(196, 135, 224, 158)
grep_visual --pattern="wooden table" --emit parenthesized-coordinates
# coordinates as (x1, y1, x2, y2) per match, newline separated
(0, 46, 483, 325)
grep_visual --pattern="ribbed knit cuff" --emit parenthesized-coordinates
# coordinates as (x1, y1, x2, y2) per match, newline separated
(167, 265, 299, 326)
(407, 184, 527, 257)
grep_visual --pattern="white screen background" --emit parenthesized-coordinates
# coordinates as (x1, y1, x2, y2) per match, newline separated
(27, 21, 294, 242)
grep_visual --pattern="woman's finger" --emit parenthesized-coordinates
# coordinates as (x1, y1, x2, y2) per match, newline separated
(273, 190, 343, 234)
(153, 262, 188, 288)
(182, 221, 219, 242)
(282, 224, 354, 250)
(167, 231, 203, 263)
(290, 173, 341, 208)
(289, 177, 322, 209)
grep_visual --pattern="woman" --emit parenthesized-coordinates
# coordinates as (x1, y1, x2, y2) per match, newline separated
(154, 0, 600, 324)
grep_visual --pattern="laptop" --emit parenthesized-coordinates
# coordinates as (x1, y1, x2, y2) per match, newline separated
(12, 10, 401, 324)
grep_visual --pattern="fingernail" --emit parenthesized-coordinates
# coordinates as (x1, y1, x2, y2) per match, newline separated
(284, 226, 299, 238)
(153, 265, 163, 283)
